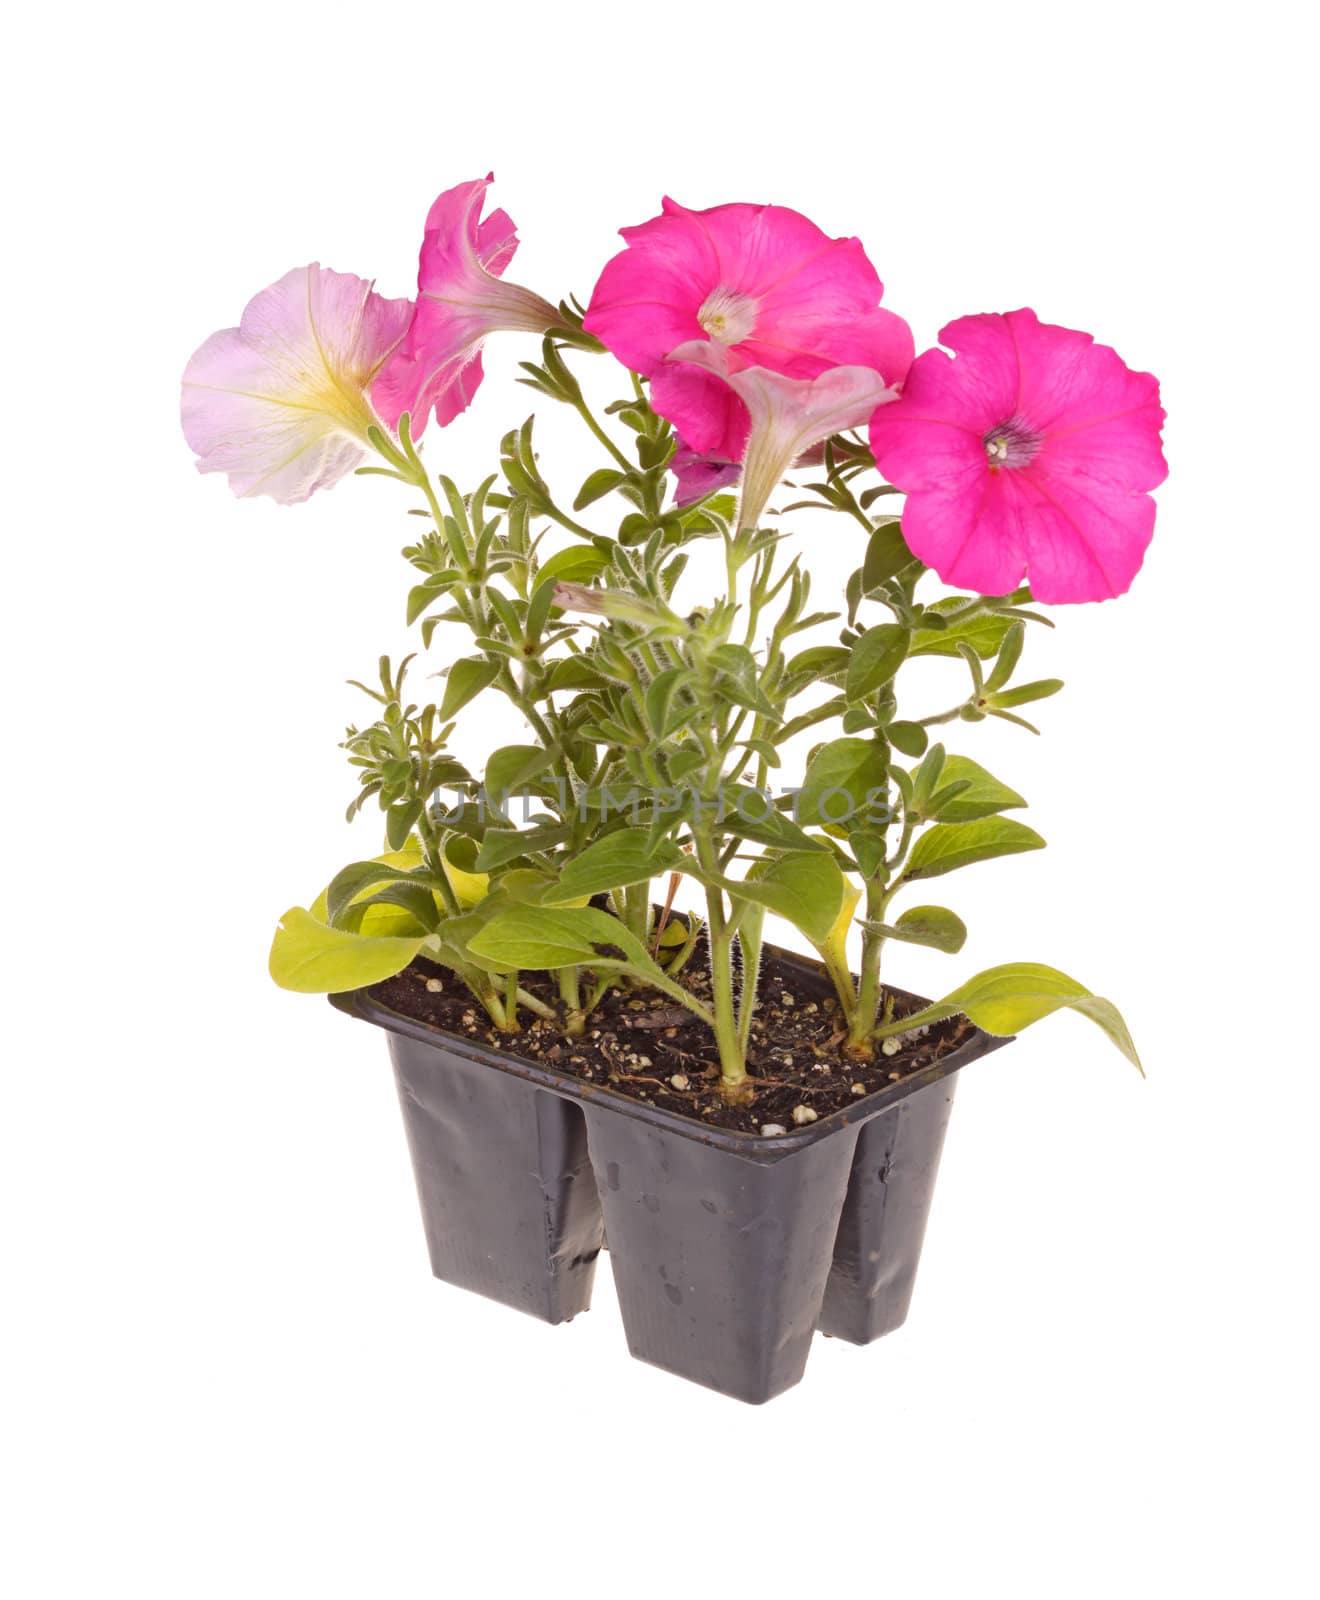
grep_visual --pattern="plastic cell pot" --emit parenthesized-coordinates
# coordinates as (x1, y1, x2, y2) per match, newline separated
(330, 947, 1010, 1403)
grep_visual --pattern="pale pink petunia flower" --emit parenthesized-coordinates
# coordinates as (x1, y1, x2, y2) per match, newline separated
(867, 309, 1167, 603)
(665, 342, 897, 531)
(371, 175, 559, 434)
(583, 197, 913, 452)
(180, 265, 413, 504)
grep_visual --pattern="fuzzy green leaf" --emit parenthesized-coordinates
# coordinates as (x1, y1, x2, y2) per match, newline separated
(731, 853, 847, 945)
(473, 821, 575, 871)
(929, 756, 1027, 824)
(862, 521, 918, 590)
(886, 720, 928, 757)
(910, 603, 1014, 660)
(901, 817, 1045, 881)
(573, 468, 625, 510)
(847, 624, 910, 702)
(876, 904, 968, 953)
(439, 657, 500, 720)
(269, 906, 423, 994)
(545, 829, 682, 903)
(484, 744, 553, 795)
(874, 962, 1142, 1073)
(797, 738, 889, 828)
(533, 545, 610, 592)
(467, 904, 668, 986)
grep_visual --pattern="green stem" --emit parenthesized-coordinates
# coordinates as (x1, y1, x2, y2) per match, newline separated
(623, 880, 652, 947)
(557, 967, 584, 1034)
(570, 392, 634, 473)
(821, 947, 858, 1023)
(736, 908, 765, 1057)
(479, 986, 509, 1030)
(587, 960, 716, 1031)
(516, 986, 557, 1022)
(847, 878, 891, 1053)
(693, 831, 745, 1091)
(415, 805, 462, 917)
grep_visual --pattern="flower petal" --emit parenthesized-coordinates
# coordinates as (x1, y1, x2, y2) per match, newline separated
(671, 443, 742, 506)
(740, 304, 914, 386)
(870, 310, 1165, 604)
(372, 175, 556, 434)
(933, 313, 1022, 423)
(583, 200, 717, 373)
(584, 196, 908, 389)
(999, 307, 1163, 444)
(1017, 468, 1157, 602)
(180, 264, 411, 504)
(649, 359, 751, 458)
(901, 475, 1030, 596)
(667, 343, 895, 530)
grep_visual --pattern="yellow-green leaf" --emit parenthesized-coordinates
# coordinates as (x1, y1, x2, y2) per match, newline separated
(269, 906, 423, 994)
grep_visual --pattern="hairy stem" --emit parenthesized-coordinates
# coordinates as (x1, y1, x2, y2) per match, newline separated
(847, 878, 891, 1054)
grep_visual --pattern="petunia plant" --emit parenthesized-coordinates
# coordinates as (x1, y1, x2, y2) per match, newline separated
(183, 177, 1165, 1103)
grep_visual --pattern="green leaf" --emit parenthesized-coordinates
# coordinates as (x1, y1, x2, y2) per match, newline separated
(710, 643, 777, 716)
(848, 826, 888, 878)
(544, 656, 609, 693)
(717, 787, 827, 853)
(545, 829, 682, 903)
(862, 521, 918, 590)
(465, 904, 600, 970)
(901, 817, 1045, 881)
(929, 756, 1027, 824)
(911, 743, 947, 812)
(910, 602, 1014, 660)
(985, 621, 1025, 691)
(269, 906, 423, 993)
(733, 853, 847, 945)
(847, 624, 910, 702)
(573, 468, 625, 510)
(533, 545, 609, 593)
(386, 801, 422, 851)
(645, 666, 691, 738)
(873, 962, 1142, 1073)
(326, 859, 435, 927)
(467, 904, 669, 987)
(347, 882, 442, 934)
(785, 645, 849, 683)
(877, 905, 968, 953)
(407, 579, 447, 626)
(473, 820, 574, 871)
(484, 744, 553, 795)
(989, 678, 1064, 709)
(439, 656, 500, 720)
(886, 720, 928, 757)
(797, 738, 889, 828)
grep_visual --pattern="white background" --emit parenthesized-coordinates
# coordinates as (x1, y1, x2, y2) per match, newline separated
(4, 2, 1316, 1595)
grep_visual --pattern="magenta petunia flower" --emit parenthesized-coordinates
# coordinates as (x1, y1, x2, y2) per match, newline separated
(867, 309, 1167, 603)
(583, 197, 913, 451)
(180, 264, 413, 504)
(665, 342, 896, 531)
(371, 175, 559, 435)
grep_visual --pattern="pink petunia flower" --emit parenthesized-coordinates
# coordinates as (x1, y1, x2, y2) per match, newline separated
(180, 264, 413, 504)
(371, 175, 559, 435)
(670, 442, 742, 506)
(867, 309, 1167, 603)
(665, 342, 897, 531)
(583, 197, 913, 450)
